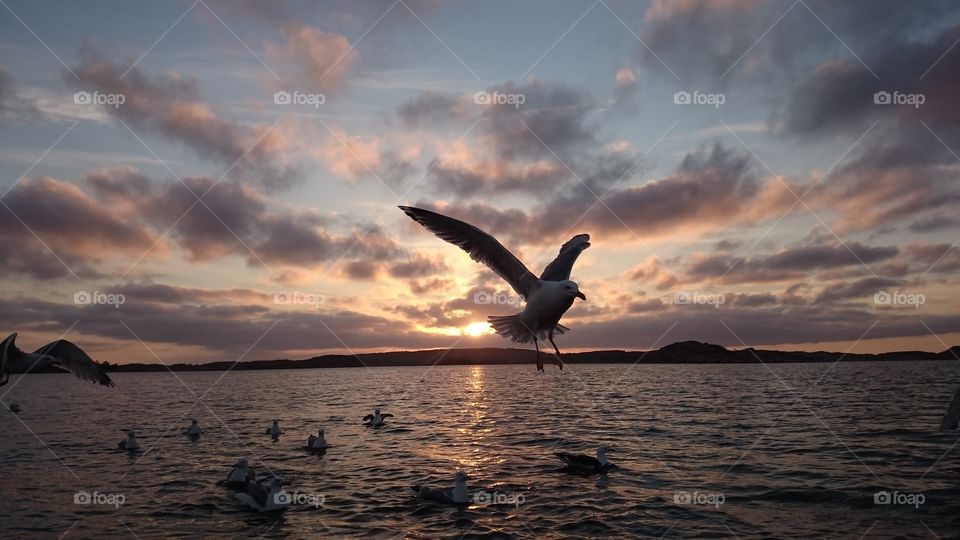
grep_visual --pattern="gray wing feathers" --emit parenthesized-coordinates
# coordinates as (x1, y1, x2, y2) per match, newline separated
(33, 339, 114, 386)
(399, 206, 538, 297)
(540, 234, 590, 281)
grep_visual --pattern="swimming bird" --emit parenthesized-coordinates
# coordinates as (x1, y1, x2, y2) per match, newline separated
(411, 471, 469, 505)
(118, 430, 140, 451)
(942, 384, 960, 430)
(235, 476, 288, 512)
(225, 457, 256, 489)
(556, 445, 613, 474)
(363, 409, 393, 427)
(184, 418, 203, 438)
(265, 420, 283, 437)
(1, 333, 113, 386)
(399, 206, 589, 372)
(8, 401, 21, 413)
(307, 429, 328, 449)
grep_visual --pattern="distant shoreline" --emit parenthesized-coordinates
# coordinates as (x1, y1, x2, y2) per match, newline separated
(19, 340, 956, 374)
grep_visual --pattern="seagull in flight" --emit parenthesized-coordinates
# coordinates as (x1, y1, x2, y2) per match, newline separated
(1, 333, 113, 387)
(399, 206, 590, 372)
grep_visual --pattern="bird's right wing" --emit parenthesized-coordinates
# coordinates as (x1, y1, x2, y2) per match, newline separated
(33, 339, 114, 387)
(399, 206, 538, 298)
(362, 414, 373, 421)
(382, 413, 394, 418)
(540, 234, 590, 281)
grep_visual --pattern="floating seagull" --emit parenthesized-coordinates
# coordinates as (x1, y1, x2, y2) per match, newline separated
(307, 429, 328, 450)
(399, 206, 589, 372)
(411, 471, 469, 505)
(184, 418, 203, 438)
(942, 384, 960, 430)
(1, 333, 113, 386)
(235, 476, 288, 512)
(265, 420, 283, 438)
(118, 430, 140, 451)
(363, 409, 393, 427)
(556, 445, 613, 474)
(225, 458, 256, 489)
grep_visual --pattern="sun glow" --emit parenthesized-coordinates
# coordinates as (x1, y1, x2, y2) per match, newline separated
(462, 321, 493, 337)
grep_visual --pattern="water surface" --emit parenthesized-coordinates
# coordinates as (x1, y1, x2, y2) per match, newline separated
(1, 361, 958, 538)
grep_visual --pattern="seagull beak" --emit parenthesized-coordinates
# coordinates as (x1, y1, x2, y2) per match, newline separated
(576, 291, 586, 301)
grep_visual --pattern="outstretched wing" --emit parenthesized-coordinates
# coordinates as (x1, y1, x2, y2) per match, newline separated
(1, 333, 20, 375)
(540, 234, 590, 281)
(33, 339, 113, 386)
(399, 206, 538, 298)
(381, 413, 394, 418)
(362, 414, 374, 422)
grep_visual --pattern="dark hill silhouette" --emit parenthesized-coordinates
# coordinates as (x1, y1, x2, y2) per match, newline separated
(13, 341, 949, 374)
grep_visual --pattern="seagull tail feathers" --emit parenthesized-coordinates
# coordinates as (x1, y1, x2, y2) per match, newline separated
(487, 315, 569, 342)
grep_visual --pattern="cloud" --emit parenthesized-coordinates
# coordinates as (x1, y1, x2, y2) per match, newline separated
(0, 176, 158, 279)
(66, 51, 299, 190)
(264, 23, 356, 91)
(0, 66, 41, 121)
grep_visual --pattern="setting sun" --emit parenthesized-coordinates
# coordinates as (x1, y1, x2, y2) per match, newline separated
(462, 322, 493, 337)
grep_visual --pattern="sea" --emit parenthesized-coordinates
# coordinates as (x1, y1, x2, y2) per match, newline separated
(1, 360, 959, 539)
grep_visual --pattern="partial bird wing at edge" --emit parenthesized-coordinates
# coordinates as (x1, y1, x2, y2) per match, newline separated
(399, 206, 538, 298)
(33, 339, 114, 386)
(540, 234, 590, 281)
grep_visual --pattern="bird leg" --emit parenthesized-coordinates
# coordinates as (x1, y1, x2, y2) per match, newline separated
(534, 337, 543, 372)
(548, 333, 564, 370)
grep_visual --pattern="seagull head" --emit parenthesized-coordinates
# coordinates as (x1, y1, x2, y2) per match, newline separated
(454, 471, 468, 482)
(375, 408, 381, 414)
(561, 280, 586, 301)
(319, 429, 325, 436)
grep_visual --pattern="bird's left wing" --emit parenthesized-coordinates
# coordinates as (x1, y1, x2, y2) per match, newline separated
(33, 339, 114, 387)
(540, 234, 590, 281)
(399, 206, 538, 298)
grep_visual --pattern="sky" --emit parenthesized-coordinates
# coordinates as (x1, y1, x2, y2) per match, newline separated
(1, 0, 959, 363)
